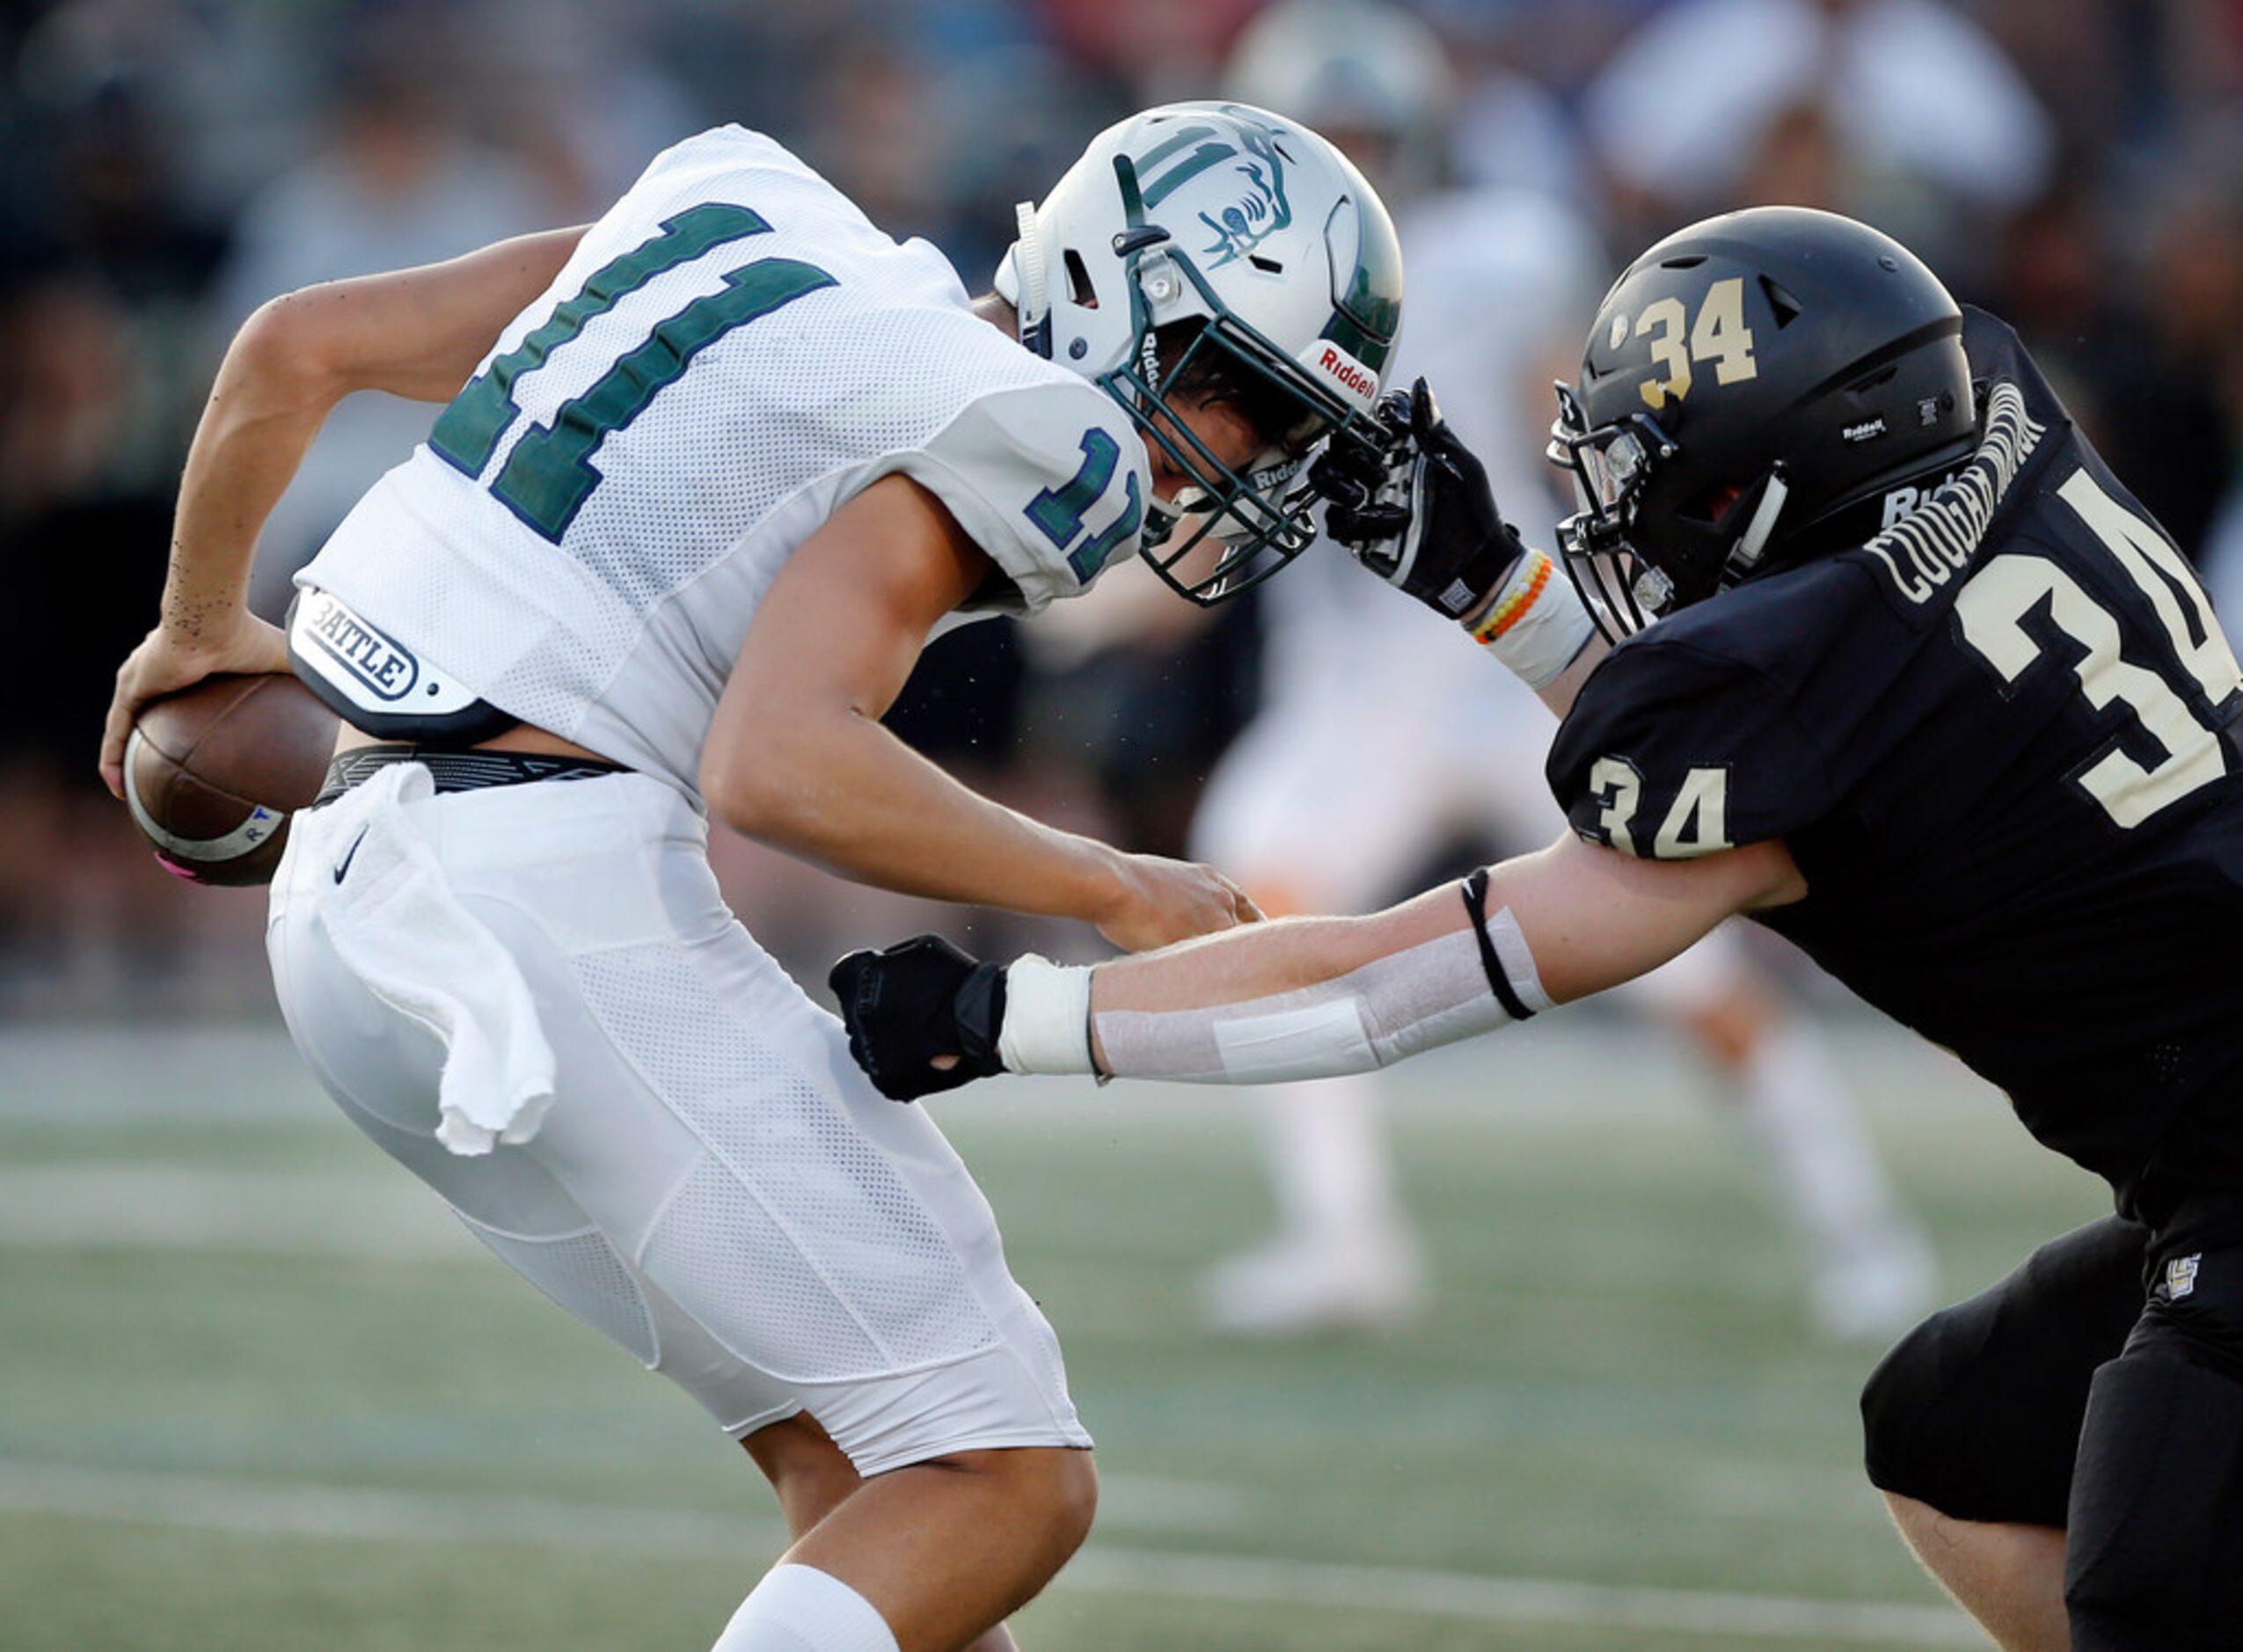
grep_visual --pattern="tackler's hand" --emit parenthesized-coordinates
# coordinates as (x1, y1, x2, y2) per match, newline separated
(1311, 377, 1531, 627)
(829, 934, 1009, 1102)
(1308, 408, 1410, 543)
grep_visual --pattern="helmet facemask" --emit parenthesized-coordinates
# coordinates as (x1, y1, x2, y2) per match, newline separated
(1094, 160, 1370, 604)
(999, 102, 1403, 606)
(1547, 381, 1791, 641)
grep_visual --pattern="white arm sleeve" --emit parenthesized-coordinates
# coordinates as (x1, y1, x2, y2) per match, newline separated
(1001, 892, 1551, 1085)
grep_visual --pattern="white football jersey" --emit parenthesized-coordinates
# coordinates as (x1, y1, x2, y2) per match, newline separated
(295, 127, 1150, 798)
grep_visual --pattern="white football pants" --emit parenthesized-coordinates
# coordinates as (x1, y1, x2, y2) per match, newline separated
(267, 767, 1089, 1473)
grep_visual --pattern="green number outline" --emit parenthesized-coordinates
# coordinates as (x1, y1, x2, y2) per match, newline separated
(1068, 471, 1141, 581)
(1026, 428, 1142, 581)
(429, 201, 836, 544)
(432, 203, 771, 478)
(492, 258, 834, 540)
(1026, 429, 1118, 546)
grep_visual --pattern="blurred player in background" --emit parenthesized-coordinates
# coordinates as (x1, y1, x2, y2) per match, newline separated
(1191, 0, 1933, 1341)
(838, 204, 2243, 1652)
(99, 107, 1402, 1652)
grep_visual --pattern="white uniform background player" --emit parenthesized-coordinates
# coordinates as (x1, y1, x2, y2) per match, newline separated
(103, 108, 1405, 1652)
(1196, 0, 1937, 1341)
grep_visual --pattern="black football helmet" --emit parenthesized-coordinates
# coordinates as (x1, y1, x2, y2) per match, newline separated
(1548, 207, 1979, 638)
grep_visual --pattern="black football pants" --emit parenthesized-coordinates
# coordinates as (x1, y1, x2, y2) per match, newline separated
(1860, 1198, 2243, 1648)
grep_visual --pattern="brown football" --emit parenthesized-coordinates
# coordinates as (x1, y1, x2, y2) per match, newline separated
(124, 673, 340, 886)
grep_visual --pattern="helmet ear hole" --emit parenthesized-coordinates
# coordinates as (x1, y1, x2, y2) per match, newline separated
(1062, 248, 1099, 311)
(1680, 482, 1744, 524)
(1758, 275, 1804, 327)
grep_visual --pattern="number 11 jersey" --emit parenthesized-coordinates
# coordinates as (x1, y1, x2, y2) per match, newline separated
(294, 126, 1149, 798)
(1547, 309, 2243, 1218)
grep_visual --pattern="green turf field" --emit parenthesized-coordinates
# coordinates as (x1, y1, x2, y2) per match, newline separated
(0, 1017, 2103, 1649)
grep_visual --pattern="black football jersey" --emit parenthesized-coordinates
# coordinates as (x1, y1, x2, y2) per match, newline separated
(1546, 309, 2243, 1218)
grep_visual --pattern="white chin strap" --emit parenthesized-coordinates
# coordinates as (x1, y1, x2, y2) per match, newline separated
(1003, 201, 1049, 339)
(1727, 469, 1790, 581)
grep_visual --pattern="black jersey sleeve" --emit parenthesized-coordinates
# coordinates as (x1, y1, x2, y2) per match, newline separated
(1546, 639, 1836, 858)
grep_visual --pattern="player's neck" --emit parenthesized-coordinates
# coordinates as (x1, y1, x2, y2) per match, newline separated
(971, 292, 1020, 340)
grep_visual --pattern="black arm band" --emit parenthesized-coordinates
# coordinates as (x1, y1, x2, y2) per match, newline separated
(1461, 867, 1536, 1022)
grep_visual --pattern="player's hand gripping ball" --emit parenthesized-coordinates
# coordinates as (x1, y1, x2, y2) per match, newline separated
(122, 674, 340, 886)
(830, 934, 1010, 1101)
(1311, 376, 1532, 625)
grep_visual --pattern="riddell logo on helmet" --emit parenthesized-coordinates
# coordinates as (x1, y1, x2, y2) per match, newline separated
(1314, 347, 1377, 405)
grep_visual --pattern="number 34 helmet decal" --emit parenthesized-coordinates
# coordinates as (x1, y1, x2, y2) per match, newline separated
(1549, 206, 1978, 638)
(999, 101, 1404, 603)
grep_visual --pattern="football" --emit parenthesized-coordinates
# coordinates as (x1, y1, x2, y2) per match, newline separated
(122, 673, 340, 886)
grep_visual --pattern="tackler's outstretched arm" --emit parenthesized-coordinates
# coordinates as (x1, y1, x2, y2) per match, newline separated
(834, 830, 1806, 1100)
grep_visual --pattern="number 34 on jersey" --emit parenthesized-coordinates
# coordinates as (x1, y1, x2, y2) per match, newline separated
(1575, 463, 2243, 859)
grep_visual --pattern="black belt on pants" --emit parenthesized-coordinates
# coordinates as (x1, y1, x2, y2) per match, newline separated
(312, 743, 632, 808)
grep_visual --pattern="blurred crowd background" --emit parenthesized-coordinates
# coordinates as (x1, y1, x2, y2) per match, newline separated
(3, 0, 2241, 1018)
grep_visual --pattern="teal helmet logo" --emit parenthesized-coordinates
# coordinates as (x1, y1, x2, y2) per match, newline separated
(1194, 126, 1295, 267)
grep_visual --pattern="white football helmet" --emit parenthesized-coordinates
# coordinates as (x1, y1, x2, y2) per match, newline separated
(997, 100, 1405, 603)
(1224, 0, 1458, 199)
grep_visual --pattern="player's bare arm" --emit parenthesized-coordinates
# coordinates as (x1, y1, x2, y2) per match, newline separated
(1101, 830, 1802, 1020)
(1521, 639, 1610, 722)
(833, 830, 1802, 1098)
(99, 225, 589, 796)
(705, 472, 1258, 952)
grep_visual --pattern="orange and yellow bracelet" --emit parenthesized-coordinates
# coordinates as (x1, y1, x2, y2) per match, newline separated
(1463, 549, 1595, 689)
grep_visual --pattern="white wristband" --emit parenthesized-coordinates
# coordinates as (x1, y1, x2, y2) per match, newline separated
(997, 955, 1097, 1076)
(1466, 549, 1595, 690)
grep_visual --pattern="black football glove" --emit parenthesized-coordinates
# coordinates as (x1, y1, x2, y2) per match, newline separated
(1311, 377, 1531, 625)
(829, 934, 1008, 1102)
